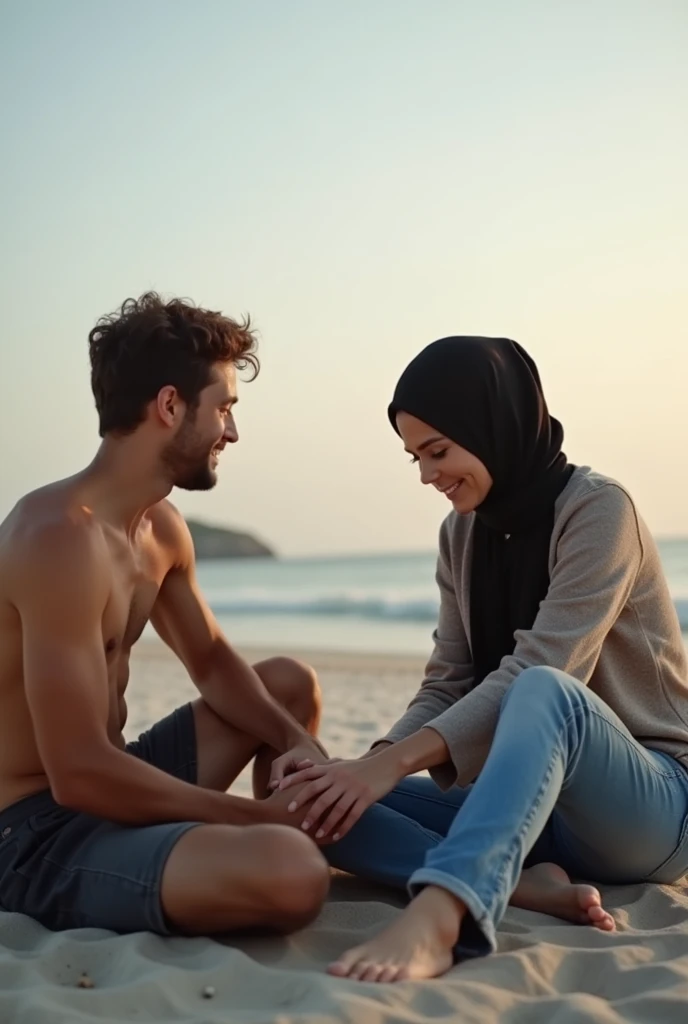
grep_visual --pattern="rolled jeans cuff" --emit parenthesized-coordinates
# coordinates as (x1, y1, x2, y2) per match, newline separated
(408, 867, 496, 959)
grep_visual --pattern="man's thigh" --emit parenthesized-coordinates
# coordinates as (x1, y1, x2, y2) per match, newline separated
(126, 698, 258, 792)
(126, 702, 199, 782)
(0, 794, 199, 933)
(171, 656, 319, 794)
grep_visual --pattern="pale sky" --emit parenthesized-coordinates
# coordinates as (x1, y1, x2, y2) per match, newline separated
(1, 0, 686, 556)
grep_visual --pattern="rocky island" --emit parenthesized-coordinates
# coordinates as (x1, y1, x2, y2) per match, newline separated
(185, 519, 275, 560)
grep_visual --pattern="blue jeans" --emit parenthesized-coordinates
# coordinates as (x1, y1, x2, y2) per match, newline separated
(326, 667, 688, 957)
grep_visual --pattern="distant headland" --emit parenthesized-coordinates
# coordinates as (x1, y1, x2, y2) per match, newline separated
(185, 519, 275, 560)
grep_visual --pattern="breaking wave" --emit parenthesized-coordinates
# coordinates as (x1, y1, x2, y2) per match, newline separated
(208, 592, 688, 630)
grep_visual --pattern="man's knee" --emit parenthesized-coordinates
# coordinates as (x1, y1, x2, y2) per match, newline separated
(258, 826, 331, 929)
(254, 656, 321, 725)
(162, 824, 330, 934)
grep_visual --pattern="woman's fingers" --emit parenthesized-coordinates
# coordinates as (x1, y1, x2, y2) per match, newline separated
(268, 754, 288, 788)
(314, 790, 358, 839)
(332, 797, 369, 840)
(286, 775, 335, 813)
(270, 757, 316, 789)
(300, 783, 346, 831)
(279, 764, 328, 790)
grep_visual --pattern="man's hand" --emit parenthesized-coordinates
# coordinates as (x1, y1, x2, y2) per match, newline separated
(277, 752, 403, 841)
(268, 740, 331, 791)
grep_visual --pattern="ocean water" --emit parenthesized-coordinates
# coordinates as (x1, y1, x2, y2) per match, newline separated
(187, 539, 688, 657)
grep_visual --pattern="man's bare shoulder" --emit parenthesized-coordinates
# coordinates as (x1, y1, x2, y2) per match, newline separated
(0, 483, 107, 588)
(146, 499, 194, 568)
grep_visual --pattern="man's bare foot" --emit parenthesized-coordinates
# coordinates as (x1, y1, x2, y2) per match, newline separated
(327, 885, 463, 983)
(512, 863, 615, 931)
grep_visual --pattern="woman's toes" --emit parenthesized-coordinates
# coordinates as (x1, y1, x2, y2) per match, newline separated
(379, 964, 400, 983)
(348, 961, 368, 981)
(578, 886, 601, 909)
(351, 961, 374, 982)
(327, 950, 360, 977)
(587, 903, 615, 930)
(359, 962, 384, 983)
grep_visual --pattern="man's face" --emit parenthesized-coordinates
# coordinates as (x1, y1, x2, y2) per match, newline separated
(162, 363, 238, 491)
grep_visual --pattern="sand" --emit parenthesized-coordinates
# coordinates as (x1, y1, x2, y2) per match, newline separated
(1, 641, 687, 1023)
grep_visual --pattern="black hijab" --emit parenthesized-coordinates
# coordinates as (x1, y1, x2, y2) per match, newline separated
(388, 336, 574, 686)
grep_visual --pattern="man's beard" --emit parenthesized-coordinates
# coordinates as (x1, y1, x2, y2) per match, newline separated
(161, 412, 218, 492)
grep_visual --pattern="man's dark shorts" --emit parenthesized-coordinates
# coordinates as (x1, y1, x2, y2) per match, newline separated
(0, 704, 201, 934)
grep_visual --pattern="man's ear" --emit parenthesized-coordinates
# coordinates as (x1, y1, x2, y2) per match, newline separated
(154, 385, 185, 428)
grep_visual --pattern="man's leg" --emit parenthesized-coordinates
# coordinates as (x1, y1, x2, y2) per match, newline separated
(192, 656, 321, 798)
(116, 661, 327, 937)
(0, 795, 330, 936)
(181, 657, 331, 932)
(160, 822, 330, 934)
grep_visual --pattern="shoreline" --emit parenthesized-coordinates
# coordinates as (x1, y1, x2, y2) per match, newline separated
(131, 636, 428, 675)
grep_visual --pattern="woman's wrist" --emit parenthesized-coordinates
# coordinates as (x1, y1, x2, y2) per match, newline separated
(379, 727, 450, 778)
(370, 743, 408, 786)
(361, 741, 393, 760)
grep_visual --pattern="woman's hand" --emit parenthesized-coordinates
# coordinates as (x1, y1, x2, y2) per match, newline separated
(278, 751, 403, 840)
(268, 740, 331, 790)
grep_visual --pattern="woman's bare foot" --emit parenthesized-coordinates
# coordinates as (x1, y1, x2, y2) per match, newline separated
(327, 886, 463, 983)
(512, 863, 615, 931)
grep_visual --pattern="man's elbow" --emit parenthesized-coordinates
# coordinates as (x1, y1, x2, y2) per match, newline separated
(49, 770, 90, 812)
(48, 761, 110, 815)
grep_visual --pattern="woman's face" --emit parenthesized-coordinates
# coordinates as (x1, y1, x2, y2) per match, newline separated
(396, 410, 493, 514)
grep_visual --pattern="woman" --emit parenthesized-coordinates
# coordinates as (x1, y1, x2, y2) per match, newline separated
(279, 336, 688, 983)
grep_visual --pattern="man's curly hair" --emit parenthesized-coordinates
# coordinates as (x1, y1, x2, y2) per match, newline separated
(89, 292, 259, 436)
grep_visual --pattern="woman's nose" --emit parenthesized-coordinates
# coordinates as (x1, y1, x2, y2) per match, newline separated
(420, 462, 439, 486)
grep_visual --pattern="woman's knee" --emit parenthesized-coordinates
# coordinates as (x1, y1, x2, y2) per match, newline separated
(501, 665, 582, 714)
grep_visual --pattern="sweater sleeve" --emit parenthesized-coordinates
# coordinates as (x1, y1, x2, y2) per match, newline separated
(425, 483, 643, 788)
(377, 516, 475, 748)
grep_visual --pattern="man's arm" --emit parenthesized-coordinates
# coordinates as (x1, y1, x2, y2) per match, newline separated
(14, 519, 264, 826)
(149, 504, 319, 756)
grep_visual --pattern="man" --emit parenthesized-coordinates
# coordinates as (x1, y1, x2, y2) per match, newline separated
(0, 292, 330, 937)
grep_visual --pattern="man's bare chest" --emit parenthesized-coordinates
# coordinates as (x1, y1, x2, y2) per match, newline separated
(102, 533, 171, 654)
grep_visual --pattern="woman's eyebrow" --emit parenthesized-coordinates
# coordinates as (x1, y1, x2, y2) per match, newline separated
(404, 435, 445, 454)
